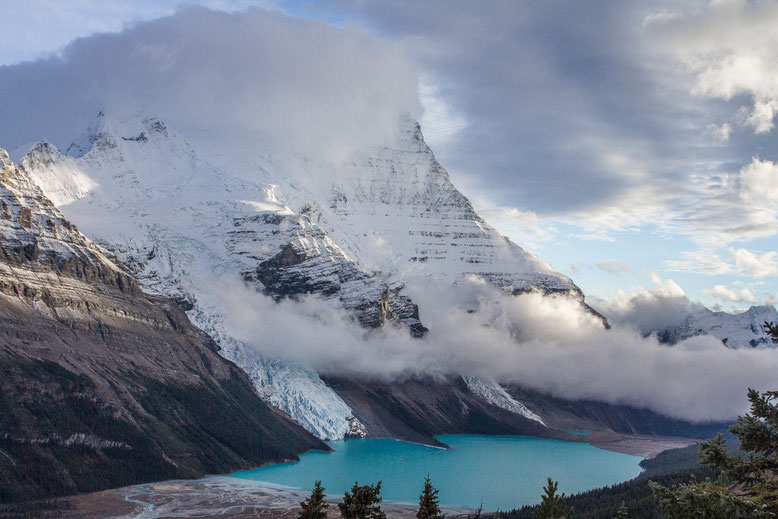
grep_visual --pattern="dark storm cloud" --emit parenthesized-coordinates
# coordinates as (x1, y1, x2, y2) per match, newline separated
(308, 2, 708, 214)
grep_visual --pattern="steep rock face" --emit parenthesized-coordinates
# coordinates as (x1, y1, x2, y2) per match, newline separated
(505, 386, 727, 439)
(653, 305, 778, 349)
(230, 211, 391, 330)
(322, 375, 554, 446)
(0, 150, 324, 503)
(0, 148, 134, 294)
(312, 120, 580, 296)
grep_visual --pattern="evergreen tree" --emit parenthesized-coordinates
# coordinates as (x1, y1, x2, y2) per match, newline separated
(533, 478, 574, 519)
(613, 501, 628, 519)
(338, 481, 387, 519)
(471, 499, 483, 519)
(299, 480, 329, 519)
(417, 475, 445, 519)
(651, 475, 772, 519)
(651, 388, 778, 518)
(765, 321, 778, 343)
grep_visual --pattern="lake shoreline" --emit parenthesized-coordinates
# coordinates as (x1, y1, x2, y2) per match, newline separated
(345, 431, 694, 459)
(13, 433, 694, 517)
(590, 435, 695, 458)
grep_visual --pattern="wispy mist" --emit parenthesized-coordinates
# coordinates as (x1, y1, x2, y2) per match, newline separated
(215, 275, 778, 423)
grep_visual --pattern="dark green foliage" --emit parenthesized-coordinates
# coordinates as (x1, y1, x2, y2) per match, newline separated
(0, 354, 175, 503)
(497, 468, 718, 519)
(636, 430, 741, 478)
(299, 481, 329, 519)
(613, 502, 628, 519)
(0, 496, 71, 519)
(417, 475, 445, 519)
(650, 476, 772, 518)
(500, 431, 736, 518)
(639, 444, 702, 475)
(533, 478, 574, 519)
(338, 481, 387, 519)
(651, 388, 778, 518)
(764, 322, 778, 343)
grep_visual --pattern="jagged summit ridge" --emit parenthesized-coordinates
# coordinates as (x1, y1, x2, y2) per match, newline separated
(270, 118, 580, 296)
(656, 304, 778, 349)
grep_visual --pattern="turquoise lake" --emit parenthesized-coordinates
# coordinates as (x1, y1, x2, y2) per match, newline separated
(231, 435, 643, 511)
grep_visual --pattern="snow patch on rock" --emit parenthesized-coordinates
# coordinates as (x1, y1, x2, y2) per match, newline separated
(464, 376, 545, 426)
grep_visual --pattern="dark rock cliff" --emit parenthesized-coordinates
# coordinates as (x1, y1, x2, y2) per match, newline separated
(0, 149, 325, 503)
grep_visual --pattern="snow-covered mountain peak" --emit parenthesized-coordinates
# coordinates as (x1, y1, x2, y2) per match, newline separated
(22, 141, 98, 207)
(302, 115, 579, 295)
(18, 112, 585, 439)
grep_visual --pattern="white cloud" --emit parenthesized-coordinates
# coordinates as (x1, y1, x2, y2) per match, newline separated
(731, 248, 778, 277)
(0, 0, 280, 66)
(567, 263, 584, 276)
(663, 250, 734, 275)
(703, 284, 757, 304)
(666, 247, 778, 278)
(216, 274, 777, 422)
(652, 1, 778, 134)
(739, 157, 778, 205)
(653, 157, 778, 246)
(267, 1, 778, 249)
(571, 230, 618, 242)
(707, 122, 733, 143)
(592, 273, 699, 335)
(465, 195, 558, 250)
(648, 271, 686, 296)
(418, 75, 467, 150)
(460, 120, 778, 250)
(596, 259, 635, 277)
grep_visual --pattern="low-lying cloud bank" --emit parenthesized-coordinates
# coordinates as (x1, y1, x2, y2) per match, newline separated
(215, 275, 778, 424)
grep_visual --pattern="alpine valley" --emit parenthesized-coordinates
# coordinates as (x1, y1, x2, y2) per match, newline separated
(0, 107, 773, 505)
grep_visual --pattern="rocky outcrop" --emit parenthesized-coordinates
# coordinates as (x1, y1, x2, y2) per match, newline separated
(322, 375, 555, 447)
(0, 150, 325, 503)
(231, 212, 398, 330)
(0, 148, 136, 295)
